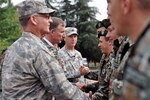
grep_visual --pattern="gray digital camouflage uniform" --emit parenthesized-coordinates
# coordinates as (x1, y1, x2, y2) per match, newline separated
(122, 21, 150, 100)
(57, 46, 89, 84)
(0, 49, 7, 99)
(42, 37, 60, 100)
(2, 32, 90, 100)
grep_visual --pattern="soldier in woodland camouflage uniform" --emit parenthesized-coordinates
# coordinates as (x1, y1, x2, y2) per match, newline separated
(84, 19, 111, 81)
(93, 54, 113, 100)
(108, 0, 150, 99)
(106, 4, 132, 98)
(110, 47, 131, 99)
(93, 20, 130, 99)
(1, 0, 91, 99)
(93, 19, 114, 100)
(109, 36, 131, 100)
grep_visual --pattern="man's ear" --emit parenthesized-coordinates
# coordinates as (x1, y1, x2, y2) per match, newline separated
(122, 0, 132, 15)
(51, 29, 55, 34)
(30, 15, 38, 25)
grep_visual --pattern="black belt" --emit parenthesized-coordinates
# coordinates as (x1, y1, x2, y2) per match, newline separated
(68, 78, 79, 83)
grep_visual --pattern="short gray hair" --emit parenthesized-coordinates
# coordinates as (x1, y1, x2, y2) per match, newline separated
(19, 15, 30, 27)
(50, 17, 65, 30)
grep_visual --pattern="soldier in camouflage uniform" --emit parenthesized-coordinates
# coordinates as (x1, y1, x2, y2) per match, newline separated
(122, 23, 150, 100)
(84, 19, 111, 81)
(92, 19, 114, 100)
(107, 5, 132, 99)
(57, 27, 96, 92)
(108, 0, 150, 99)
(108, 36, 131, 100)
(93, 41, 113, 100)
(1, 0, 91, 99)
(0, 49, 7, 98)
(107, 1, 133, 99)
(93, 19, 131, 99)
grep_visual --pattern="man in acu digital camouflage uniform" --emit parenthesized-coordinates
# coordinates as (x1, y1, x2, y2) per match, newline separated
(108, 0, 150, 99)
(57, 27, 98, 92)
(0, 49, 7, 98)
(1, 0, 91, 99)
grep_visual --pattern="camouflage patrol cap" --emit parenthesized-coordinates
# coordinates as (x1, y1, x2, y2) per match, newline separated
(16, 0, 55, 19)
(65, 27, 78, 36)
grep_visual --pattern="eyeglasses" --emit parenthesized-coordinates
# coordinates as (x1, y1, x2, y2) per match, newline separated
(33, 13, 51, 19)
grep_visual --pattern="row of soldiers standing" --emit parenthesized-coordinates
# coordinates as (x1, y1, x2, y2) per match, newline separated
(0, 18, 132, 99)
(0, 0, 150, 99)
(92, 19, 132, 100)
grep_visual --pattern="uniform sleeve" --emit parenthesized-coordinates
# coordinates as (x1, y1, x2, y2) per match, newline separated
(64, 51, 83, 78)
(64, 69, 81, 79)
(34, 50, 90, 100)
(57, 51, 81, 79)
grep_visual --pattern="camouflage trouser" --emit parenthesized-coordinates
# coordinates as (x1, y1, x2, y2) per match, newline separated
(93, 81, 109, 100)
(109, 79, 123, 100)
(93, 91, 108, 100)
(85, 82, 99, 93)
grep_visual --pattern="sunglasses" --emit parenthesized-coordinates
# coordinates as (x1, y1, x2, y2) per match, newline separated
(33, 13, 51, 19)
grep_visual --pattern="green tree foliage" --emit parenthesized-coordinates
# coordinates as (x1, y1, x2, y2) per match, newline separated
(0, 2, 21, 53)
(0, 0, 7, 7)
(46, 0, 102, 62)
(0, 0, 102, 62)
(77, 32, 102, 62)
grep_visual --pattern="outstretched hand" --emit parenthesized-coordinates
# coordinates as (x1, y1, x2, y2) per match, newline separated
(79, 66, 90, 75)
